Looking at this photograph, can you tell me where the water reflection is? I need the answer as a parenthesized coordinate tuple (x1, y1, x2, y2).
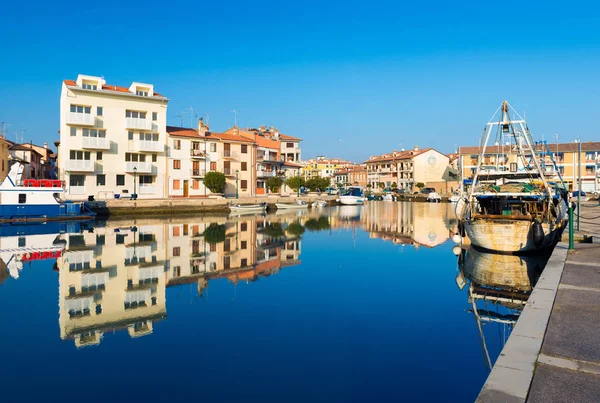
(0, 202, 459, 349)
(457, 247, 551, 371)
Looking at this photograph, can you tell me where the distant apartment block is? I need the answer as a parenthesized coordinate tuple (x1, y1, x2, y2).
(58, 74, 168, 200)
(301, 156, 351, 180)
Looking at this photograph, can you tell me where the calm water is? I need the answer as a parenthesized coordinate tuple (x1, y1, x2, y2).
(0, 202, 545, 402)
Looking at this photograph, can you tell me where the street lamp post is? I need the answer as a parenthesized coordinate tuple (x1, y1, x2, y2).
(577, 139, 581, 231)
(133, 166, 137, 200)
(236, 169, 239, 199)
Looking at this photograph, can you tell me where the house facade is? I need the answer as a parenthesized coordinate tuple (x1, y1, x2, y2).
(301, 156, 351, 180)
(58, 74, 168, 200)
(9, 144, 43, 179)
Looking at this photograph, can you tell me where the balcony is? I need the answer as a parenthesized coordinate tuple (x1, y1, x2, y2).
(125, 162, 153, 174)
(130, 140, 164, 153)
(65, 160, 95, 172)
(191, 169, 206, 177)
(222, 150, 237, 159)
(125, 118, 153, 131)
(82, 136, 110, 150)
(257, 170, 278, 178)
(223, 168, 235, 176)
(66, 112, 95, 126)
(190, 149, 206, 159)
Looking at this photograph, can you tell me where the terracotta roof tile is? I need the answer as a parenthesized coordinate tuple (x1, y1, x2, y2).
(364, 148, 433, 164)
(206, 132, 255, 144)
(166, 126, 200, 138)
(64, 79, 166, 98)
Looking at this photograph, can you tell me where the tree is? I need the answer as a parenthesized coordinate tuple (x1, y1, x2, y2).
(416, 182, 425, 190)
(203, 223, 226, 244)
(305, 217, 331, 231)
(378, 182, 385, 189)
(266, 176, 284, 193)
(263, 222, 285, 238)
(203, 171, 226, 194)
(306, 177, 329, 192)
(367, 184, 372, 189)
(391, 182, 398, 189)
(286, 176, 305, 192)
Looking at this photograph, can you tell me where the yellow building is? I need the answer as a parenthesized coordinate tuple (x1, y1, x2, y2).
(458, 142, 600, 193)
(301, 156, 351, 181)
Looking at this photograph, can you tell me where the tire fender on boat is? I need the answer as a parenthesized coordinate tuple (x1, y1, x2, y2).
(532, 221, 544, 248)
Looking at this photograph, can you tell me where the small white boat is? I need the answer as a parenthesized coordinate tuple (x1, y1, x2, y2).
(275, 200, 308, 209)
(228, 202, 267, 213)
(382, 194, 394, 202)
(311, 200, 328, 208)
(426, 192, 441, 203)
(339, 186, 365, 205)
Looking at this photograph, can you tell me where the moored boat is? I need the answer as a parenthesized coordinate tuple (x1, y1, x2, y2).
(311, 200, 328, 208)
(275, 200, 308, 209)
(228, 202, 267, 214)
(456, 101, 568, 254)
(338, 186, 365, 205)
(0, 164, 95, 222)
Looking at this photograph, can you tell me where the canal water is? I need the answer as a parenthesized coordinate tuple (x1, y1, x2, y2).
(0, 202, 547, 402)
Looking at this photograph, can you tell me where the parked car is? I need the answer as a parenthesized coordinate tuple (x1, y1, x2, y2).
(421, 187, 436, 195)
(427, 192, 442, 203)
(572, 191, 587, 198)
(325, 187, 339, 195)
(393, 188, 408, 194)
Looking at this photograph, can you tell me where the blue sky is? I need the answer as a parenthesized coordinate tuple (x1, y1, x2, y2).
(1, 0, 599, 161)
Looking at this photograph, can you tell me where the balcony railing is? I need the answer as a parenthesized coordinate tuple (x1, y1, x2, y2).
(257, 170, 277, 178)
(222, 150, 237, 159)
(82, 136, 110, 150)
(130, 140, 164, 153)
(191, 169, 206, 177)
(125, 118, 153, 131)
(190, 149, 206, 158)
(67, 112, 95, 126)
(124, 162, 153, 174)
(65, 160, 95, 172)
(223, 168, 234, 176)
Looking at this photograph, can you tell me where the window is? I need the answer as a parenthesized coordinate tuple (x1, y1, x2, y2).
(192, 180, 200, 190)
(241, 180, 247, 190)
(125, 153, 145, 162)
(69, 151, 91, 160)
(97, 106, 103, 116)
(96, 152, 102, 160)
(210, 161, 217, 170)
(152, 154, 157, 162)
(210, 243, 217, 252)
(128, 131, 134, 140)
(173, 139, 181, 150)
(136, 90, 149, 97)
(586, 166, 594, 174)
(96, 174, 105, 186)
(241, 241, 247, 250)
(70, 127, 77, 137)
(173, 226, 180, 236)
(241, 144, 248, 154)
(82, 83, 97, 90)
(241, 258, 248, 267)
(126, 110, 147, 119)
(152, 112, 157, 121)
(70, 105, 91, 114)
(173, 247, 181, 257)
(173, 160, 181, 170)
(116, 175, 125, 186)
(173, 180, 180, 190)
(139, 176, 153, 185)
(287, 142, 294, 148)
(69, 175, 85, 187)
(210, 143, 217, 152)
(241, 162, 247, 171)
(18, 194, 26, 204)
(82, 128, 106, 138)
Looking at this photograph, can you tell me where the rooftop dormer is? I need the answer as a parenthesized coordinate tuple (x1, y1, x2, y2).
(130, 82, 155, 97)
(76, 74, 105, 90)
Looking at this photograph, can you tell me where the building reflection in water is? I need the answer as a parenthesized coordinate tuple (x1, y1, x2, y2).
(0, 202, 461, 348)
(456, 247, 551, 371)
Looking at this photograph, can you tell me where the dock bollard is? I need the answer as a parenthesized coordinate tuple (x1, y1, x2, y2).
(568, 202, 574, 250)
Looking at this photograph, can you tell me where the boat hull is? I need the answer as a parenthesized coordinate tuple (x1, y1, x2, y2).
(464, 219, 565, 253)
(339, 196, 364, 205)
(0, 203, 94, 222)
(275, 203, 307, 209)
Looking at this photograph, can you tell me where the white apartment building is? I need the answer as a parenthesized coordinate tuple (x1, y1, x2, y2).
(59, 74, 168, 200)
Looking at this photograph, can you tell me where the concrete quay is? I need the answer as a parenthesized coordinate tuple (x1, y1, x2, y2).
(478, 201, 600, 402)
(102, 194, 338, 216)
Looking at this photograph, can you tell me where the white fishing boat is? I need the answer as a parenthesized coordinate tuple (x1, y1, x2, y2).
(456, 101, 568, 254)
(338, 186, 364, 205)
(275, 200, 308, 209)
(228, 202, 267, 214)
(449, 194, 461, 203)
(311, 200, 328, 208)
(0, 163, 95, 222)
(382, 193, 394, 202)
(426, 192, 441, 203)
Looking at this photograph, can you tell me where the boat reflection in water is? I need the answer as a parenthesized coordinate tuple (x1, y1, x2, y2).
(456, 246, 551, 371)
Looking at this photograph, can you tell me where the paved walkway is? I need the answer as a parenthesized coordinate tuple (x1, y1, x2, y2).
(527, 202, 600, 402)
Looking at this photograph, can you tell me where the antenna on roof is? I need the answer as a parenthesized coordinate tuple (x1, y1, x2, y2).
(15, 130, 25, 144)
(231, 110, 237, 126)
(0, 122, 10, 139)
(205, 113, 210, 126)
(176, 111, 187, 127)
(188, 106, 194, 128)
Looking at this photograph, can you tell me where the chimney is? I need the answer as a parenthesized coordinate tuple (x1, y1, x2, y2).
(259, 125, 266, 132)
(44, 142, 48, 149)
(414, 146, 419, 151)
(233, 125, 239, 136)
(197, 117, 209, 136)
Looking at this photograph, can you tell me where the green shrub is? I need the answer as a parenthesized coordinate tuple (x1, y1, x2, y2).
(203, 171, 226, 194)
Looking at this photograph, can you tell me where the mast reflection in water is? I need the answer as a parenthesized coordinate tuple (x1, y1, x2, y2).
(0, 202, 543, 402)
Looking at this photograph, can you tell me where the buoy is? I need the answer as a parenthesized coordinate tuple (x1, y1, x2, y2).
(533, 221, 544, 248)
(452, 246, 462, 256)
(452, 234, 462, 244)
